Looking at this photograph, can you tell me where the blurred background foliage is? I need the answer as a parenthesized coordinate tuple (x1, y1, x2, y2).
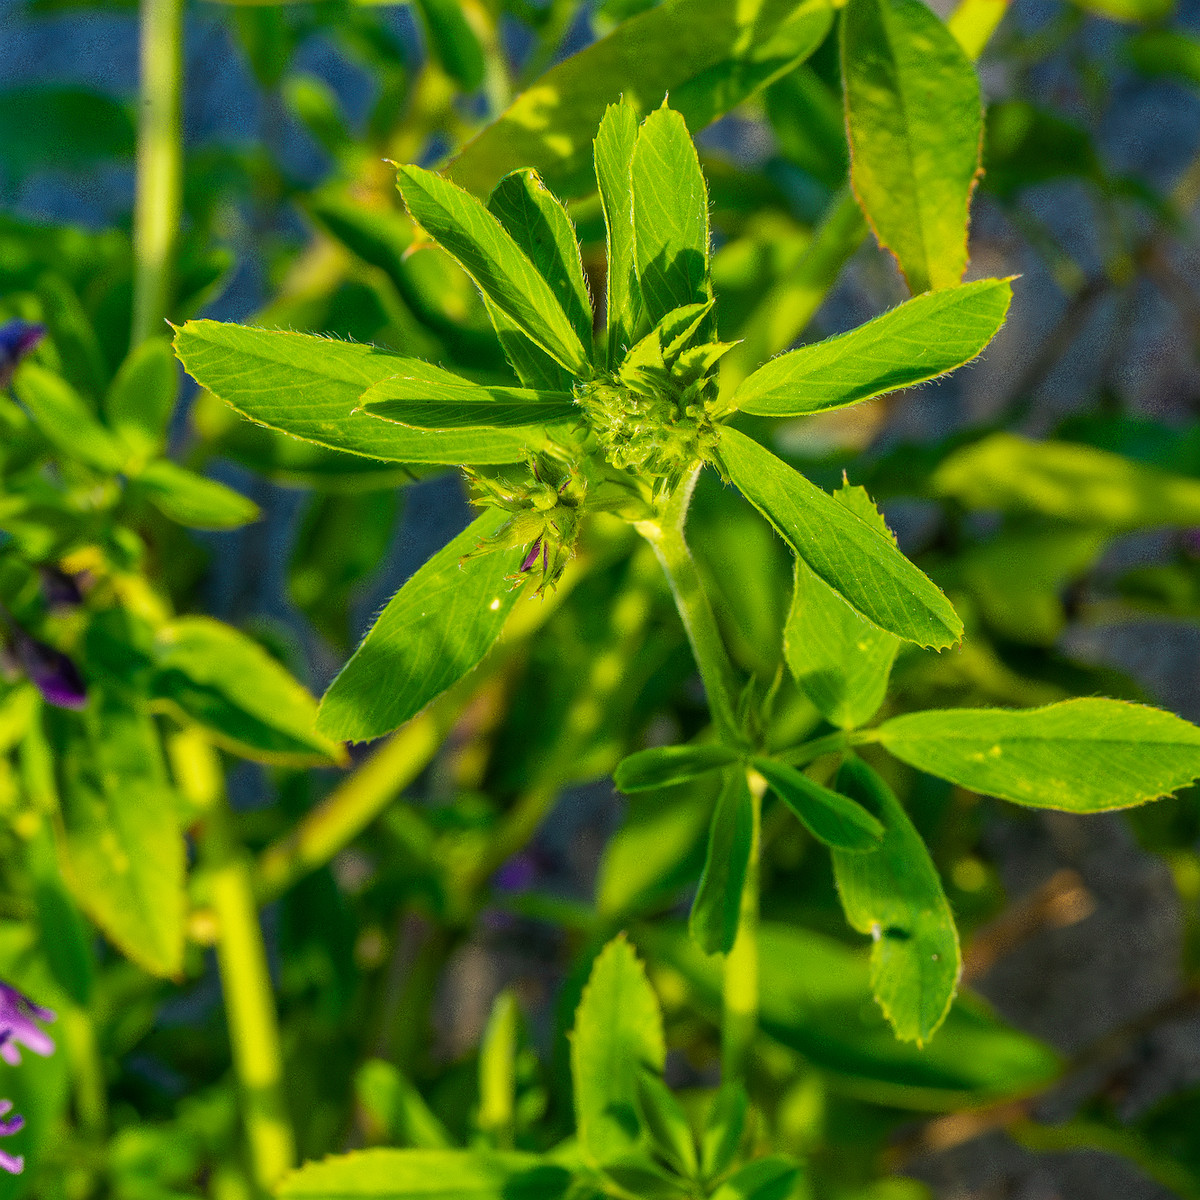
(3, 0, 1200, 1197)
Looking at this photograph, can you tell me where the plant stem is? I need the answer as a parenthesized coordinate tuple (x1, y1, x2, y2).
(722, 770, 764, 1083)
(177, 730, 295, 1192)
(637, 469, 744, 745)
(131, 0, 183, 349)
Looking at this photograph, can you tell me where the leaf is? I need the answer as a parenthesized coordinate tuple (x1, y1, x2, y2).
(478, 991, 519, 1144)
(0, 86, 134, 179)
(784, 486, 900, 730)
(396, 165, 590, 377)
(614, 743, 739, 792)
(358, 374, 577, 431)
(12, 362, 124, 472)
(730, 279, 1011, 416)
(930, 432, 1200, 531)
(55, 695, 186, 977)
(105, 336, 179, 458)
(701, 1085, 748, 1182)
(636, 1071, 699, 1178)
(752, 757, 883, 850)
(689, 768, 754, 955)
(173, 321, 544, 466)
(411, 0, 486, 90)
(640, 922, 1061, 1109)
(983, 102, 1100, 201)
(709, 1158, 800, 1200)
(841, 0, 983, 294)
(150, 617, 344, 766)
(446, 0, 833, 200)
(278, 1149, 571, 1200)
(317, 509, 523, 743)
(133, 459, 260, 530)
(1070, 0, 1173, 22)
(595, 102, 643, 368)
(487, 169, 594, 355)
(874, 698, 1200, 812)
(631, 105, 712, 326)
(831, 758, 960, 1044)
(718, 428, 962, 648)
(572, 935, 666, 1164)
(1126, 30, 1200, 88)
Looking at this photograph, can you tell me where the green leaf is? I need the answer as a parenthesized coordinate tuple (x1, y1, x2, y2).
(874, 698, 1200, 812)
(105, 336, 179, 459)
(709, 1157, 800, 1200)
(752, 756, 883, 851)
(55, 695, 186, 977)
(640, 922, 1061, 1109)
(477, 990, 519, 1145)
(1126, 30, 1200, 88)
(689, 768, 754, 955)
(150, 617, 345, 766)
(784, 485, 900, 730)
(636, 1071, 699, 1178)
(317, 509, 524, 743)
(841, 0, 983, 294)
(831, 758, 960, 1044)
(983, 102, 1100, 201)
(487, 169, 594, 355)
(411, 0, 486, 90)
(278, 1149, 571, 1200)
(930, 432, 1200, 531)
(446, 0, 833, 200)
(13, 362, 125, 472)
(631, 104, 712, 326)
(700, 1085, 748, 1182)
(396, 165, 590, 377)
(614, 743, 739, 792)
(359, 374, 577, 431)
(133, 459, 260, 530)
(1070, 0, 1173, 22)
(354, 1060, 453, 1150)
(718, 428, 962, 648)
(595, 102, 644, 368)
(0, 86, 134, 180)
(572, 935, 666, 1164)
(730, 280, 1011, 416)
(173, 321, 545, 466)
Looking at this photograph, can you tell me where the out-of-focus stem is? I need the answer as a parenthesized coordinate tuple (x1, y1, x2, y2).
(722, 771, 764, 1083)
(131, 0, 183, 349)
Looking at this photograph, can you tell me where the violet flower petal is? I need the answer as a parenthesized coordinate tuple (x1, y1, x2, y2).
(0, 982, 56, 1065)
(0, 319, 45, 391)
(10, 629, 87, 711)
(519, 537, 543, 573)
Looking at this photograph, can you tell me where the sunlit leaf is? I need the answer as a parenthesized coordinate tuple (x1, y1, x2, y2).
(841, 0, 983, 293)
(105, 336, 179, 458)
(752, 756, 883, 850)
(358, 373, 577, 431)
(875, 698, 1200, 811)
(718, 428, 962, 647)
(133, 459, 260, 530)
(13, 362, 124, 472)
(595, 102, 644, 367)
(831, 758, 960, 1044)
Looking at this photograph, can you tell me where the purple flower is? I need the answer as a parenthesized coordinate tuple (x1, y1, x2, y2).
(38, 567, 85, 612)
(519, 537, 543, 574)
(0, 1099, 24, 1174)
(10, 628, 87, 711)
(0, 320, 45, 390)
(0, 983, 55, 1066)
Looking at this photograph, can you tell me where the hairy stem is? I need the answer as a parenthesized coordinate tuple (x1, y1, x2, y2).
(131, 0, 183, 348)
(637, 469, 744, 745)
(722, 770, 764, 1083)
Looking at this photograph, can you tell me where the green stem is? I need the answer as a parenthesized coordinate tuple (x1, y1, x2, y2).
(637, 469, 744, 745)
(722, 771, 763, 1083)
(178, 730, 295, 1192)
(131, 0, 183, 348)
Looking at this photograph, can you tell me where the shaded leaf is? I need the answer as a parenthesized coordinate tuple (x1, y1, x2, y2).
(832, 758, 960, 1044)
(614, 743, 739, 792)
(689, 768, 754, 955)
(412, 0, 486, 90)
(595, 102, 644, 367)
(752, 756, 883, 850)
(359, 373, 577, 431)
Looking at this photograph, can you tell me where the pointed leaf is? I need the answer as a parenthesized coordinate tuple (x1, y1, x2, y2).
(278, 1149, 571, 1200)
(133, 459, 260, 530)
(595, 102, 643, 367)
(636, 1071, 699, 1178)
(719, 428, 962, 648)
(359, 374, 577, 431)
(710, 1158, 800, 1200)
(317, 510, 524, 743)
(731, 280, 1011, 416)
(572, 935, 665, 1164)
(784, 486, 900, 729)
(105, 335, 179, 457)
(631, 105, 711, 325)
(396, 165, 589, 376)
(411, 0, 486, 90)
(832, 757, 960, 1044)
(700, 1084, 748, 1182)
(13, 362, 124, 472)
(690, 768, 754, 955)
(150, 617, 345, 766)
(875, 698, 1200, 812)
(614, 743, 739, 792)
(842, 0, 983, 294)
(753, 756, 883, 850)
(173, 321, 544, 465)
(488, 168, 594, 354)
